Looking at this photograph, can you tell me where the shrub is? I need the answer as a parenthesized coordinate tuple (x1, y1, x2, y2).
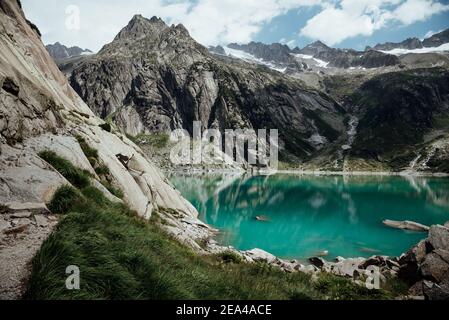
(99, 123, 112, 132)
(95, 165, 110, 176)
(75, 136, 98, 160)
(218, 250, 243, 264)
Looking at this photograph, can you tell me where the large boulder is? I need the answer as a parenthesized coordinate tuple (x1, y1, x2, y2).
(423, 279, 449, 300)
(420, 252, 449, 283)
(398, 241, 428, 284)
(308, 257, 325, 268)
(428, 225, 449, 251)
(244, 249, 278, 264)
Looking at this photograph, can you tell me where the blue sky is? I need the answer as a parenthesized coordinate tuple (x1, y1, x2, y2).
(22, 0, 449, 52)
(253, 1, 449, 50)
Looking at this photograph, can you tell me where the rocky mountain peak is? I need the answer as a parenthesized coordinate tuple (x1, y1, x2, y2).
(114, 14, 168, 42)
(173, 23, 190, 36)
(299, 40, 331, 55)
(423, 28, 449, 48)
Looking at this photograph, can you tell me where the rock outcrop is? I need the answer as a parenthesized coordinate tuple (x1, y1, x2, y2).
(396, 224, 449, 299)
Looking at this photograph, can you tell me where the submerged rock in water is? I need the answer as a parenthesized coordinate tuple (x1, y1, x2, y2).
(313, 250, 329, 257)
(254, 215, 270, 222)
(359, 247, 382, 254)
(383, 219, 430, 232)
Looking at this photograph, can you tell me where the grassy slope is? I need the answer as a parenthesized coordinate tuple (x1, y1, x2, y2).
(26, 151, 405, 300)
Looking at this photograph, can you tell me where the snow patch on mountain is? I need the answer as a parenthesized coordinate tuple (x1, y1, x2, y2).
(313, 58, 329, 68)
(223, 46, 287, 73)
(380, 43, 449, 56)
(291, 53, 329, 68)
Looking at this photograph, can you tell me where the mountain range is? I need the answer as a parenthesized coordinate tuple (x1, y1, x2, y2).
(45, 14, 449, 173)
(45, 42, 92, 60)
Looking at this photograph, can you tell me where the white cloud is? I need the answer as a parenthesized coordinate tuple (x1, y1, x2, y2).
(21, 0, 325, 51)
(392, 0, 449, 25)
(20, 0, 449, 51)
(162, 0, 325, 45)
(300, 0, 449, 46)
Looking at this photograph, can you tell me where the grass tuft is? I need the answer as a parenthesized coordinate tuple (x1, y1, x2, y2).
(75, 136, 98, 161)
(39, 150, 91, 189)
(48, 186, 84, 214)
(217, 250, 243, 264)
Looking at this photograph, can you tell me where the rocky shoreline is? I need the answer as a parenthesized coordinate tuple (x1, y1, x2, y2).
(156, 206, 449, 300)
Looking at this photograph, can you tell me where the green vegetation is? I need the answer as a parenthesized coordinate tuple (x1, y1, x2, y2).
(75, 136, 123, 199)
(434, 115, 449, 130)
(127, 133, 169, 150)
(76, 136, 98, 164)
(48, 186, 84, 214)
(99, 123, 112, 132)
(104, 111, 117, 124)
(39, 150, 91, 189)
(26, 154, 405, 300)
(217, 250, 244, 264)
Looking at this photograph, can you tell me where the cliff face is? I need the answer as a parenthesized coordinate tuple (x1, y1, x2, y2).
(69, 15, 346, 161)
(348, 68, 449, 172)
(0, 0, 196, 219)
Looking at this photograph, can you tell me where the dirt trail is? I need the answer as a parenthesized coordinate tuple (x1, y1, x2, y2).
(0, 204, 58, 299)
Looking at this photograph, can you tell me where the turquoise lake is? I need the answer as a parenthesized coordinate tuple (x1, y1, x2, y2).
(170, 173, 449, 261)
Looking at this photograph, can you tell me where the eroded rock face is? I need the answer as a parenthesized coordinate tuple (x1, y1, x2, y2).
(0, 0, 197, 219)
(0, 0, 203, 299)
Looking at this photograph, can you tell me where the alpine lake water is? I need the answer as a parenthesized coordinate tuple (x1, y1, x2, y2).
(169, 173, 449, 261)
